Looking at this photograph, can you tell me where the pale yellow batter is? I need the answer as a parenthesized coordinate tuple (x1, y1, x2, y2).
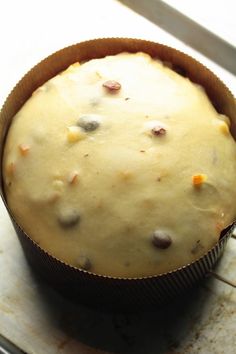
(3, 52, 236, 277)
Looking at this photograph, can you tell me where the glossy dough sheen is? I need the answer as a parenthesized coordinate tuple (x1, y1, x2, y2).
(3, 53, 236, 277)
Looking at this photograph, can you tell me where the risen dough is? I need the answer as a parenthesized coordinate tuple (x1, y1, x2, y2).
(3, 52, 236, 277)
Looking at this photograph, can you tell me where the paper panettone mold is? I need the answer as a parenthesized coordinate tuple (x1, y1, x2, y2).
(0, 38, 236, 310)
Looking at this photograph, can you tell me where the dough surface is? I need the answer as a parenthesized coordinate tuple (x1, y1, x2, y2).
(3, 52, 236, 277)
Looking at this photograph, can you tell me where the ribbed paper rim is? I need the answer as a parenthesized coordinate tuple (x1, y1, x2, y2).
(0, 37, 236, 283)
(8, 205, 236, 281)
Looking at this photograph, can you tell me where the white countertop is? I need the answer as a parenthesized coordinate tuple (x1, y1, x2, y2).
(0, 1, 235, 353)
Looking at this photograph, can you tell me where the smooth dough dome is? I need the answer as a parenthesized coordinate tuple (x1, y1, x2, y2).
(3, 52, 236, 277)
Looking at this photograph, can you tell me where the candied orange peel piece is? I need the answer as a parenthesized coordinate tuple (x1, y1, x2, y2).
(68, 171, 79, 185)
(216, 221, 224, 233)
(67, 126, 86, 143)
(218, 121, 229, 135)
(19, 144, 30, 156)
(192, 174, 207, 186)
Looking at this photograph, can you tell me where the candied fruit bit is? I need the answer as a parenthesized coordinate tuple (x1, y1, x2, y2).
(19, 144, 30, 156)
(68, 171, 79, 185)
(216, 221, 224, 233)
(152, 126, 166, 136)
(67, 126, 86, 143)
(144, 120, 167, 138)
(192, 174, 207, 186)
(152, 230, 172, 249)
(103, 80, 121, 91)
(218, 121, 229, 135)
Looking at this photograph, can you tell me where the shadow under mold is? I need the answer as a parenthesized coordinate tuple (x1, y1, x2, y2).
(30, 266, 215, 354)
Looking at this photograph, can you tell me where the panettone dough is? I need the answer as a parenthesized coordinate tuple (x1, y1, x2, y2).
(3, 52, 236, 277)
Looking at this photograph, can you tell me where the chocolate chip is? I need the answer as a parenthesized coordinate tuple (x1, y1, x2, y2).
(103, 80, 121, 91)
(58, 209, 80, 228)
(76, 255, 91, 271)
(152, 230, 172, 249)
(77, 115, 100, 131)
(152, 126, 166, 136)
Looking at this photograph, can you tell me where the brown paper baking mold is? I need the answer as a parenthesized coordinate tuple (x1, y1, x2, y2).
(1, 38, 236, 310)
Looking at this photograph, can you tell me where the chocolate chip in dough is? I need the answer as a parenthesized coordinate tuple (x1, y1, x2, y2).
(103, 80, 121, 91)
(58, 209, 80, 228)
(77, 115, 100, 132)
(76, 255, 92, 271)
(152, 230, 172, 249)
